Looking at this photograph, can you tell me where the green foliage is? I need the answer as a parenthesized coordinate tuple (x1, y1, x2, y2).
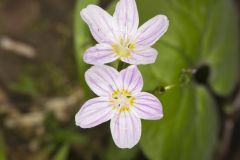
(44, 113, 87, 159)
(10, 74, 39, 97)
(138, 0, 238, 95)
(9, 64, 73, 98)
(44, 113, 87, 145)
(137, 0, 238, 159)
(53, 144, 70, 160)
(0, 132, 6, 160)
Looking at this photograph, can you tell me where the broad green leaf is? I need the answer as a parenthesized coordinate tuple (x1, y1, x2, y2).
(141, 85, 218, 160)
(137, 0, 238, 160)
(74, 0, 99, 99)
(203, 0, 239, 95)
(138, 0, 238, 95)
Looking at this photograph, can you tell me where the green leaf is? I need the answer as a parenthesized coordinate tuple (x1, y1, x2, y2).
(52, 144, 70, 160)
(74, 0, 99, 99)
(203, 0, 239, 95)
(0, 132, 6, 160)
(103, 141, 139, 160)
(137, 0, 238, 159)
(141, 85, 219, 160)
(138, 0, 239, 95)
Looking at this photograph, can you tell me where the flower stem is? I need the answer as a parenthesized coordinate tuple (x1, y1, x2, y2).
(151, 84, 178, 96)
(152, 68, 196, 96)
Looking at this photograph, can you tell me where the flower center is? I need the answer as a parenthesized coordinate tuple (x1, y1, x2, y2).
(111, 89, 134, 112)
(112, 38, 135, 58)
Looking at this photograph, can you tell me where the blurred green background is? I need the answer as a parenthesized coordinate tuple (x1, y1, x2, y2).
(0, 0, 239, 160)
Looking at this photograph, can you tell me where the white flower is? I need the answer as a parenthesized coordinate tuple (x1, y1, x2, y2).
(75, 65, 163, 148)
(81, 0, 169, 65)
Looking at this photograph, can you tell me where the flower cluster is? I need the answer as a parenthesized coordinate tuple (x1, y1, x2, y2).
(75, 0, 169, 149)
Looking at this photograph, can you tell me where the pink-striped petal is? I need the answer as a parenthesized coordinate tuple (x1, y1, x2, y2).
(84, 43, 119, 65)
(121, 47, 158, 65)
(80, 5, 115, 44)
(110, 111, 141, 148)
(113, 0, 139, 37)
(85, 65, 121, 96)
(136, 15, 169, 46)
(75, 97, 113, 128)
(120, 65, 143, 94)
(132, 92, 163, 120)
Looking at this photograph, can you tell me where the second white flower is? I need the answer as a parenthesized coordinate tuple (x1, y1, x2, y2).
(81, 0, 169, 65)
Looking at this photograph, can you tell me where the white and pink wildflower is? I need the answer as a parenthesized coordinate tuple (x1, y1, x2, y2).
(80, 0, 169, 65)
(75, 65, 163, 148)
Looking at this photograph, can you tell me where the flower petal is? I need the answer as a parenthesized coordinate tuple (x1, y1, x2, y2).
(85, 65, 121, 96)
(80, 5, 115, 44)
(110, 111, 141, 149)
(120, 65, 143, 94)
(113, 0, 139, 37)
(136, 15, 169, 46)
(121, 47, 158, 65)
(132, 92, 163, 120)
(75, 97, 113, 128)
(84, 43, 119, 65)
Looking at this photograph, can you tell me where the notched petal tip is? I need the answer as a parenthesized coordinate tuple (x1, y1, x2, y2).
(79, 7, 85, 16)
(79, 4, 115, 44)
(79, 6, 89, 19)
(80, 5, 102, 23)
(113, 0, 139, 37)
(156, 14, 169, 34)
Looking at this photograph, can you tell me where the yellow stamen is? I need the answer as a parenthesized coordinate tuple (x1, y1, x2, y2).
(128, 43, 136, 50)
(112, 44, 131, 57)
(119, 106, 130, 113)
(111, 89, 135, 113)
(112, 37, 136, 58)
